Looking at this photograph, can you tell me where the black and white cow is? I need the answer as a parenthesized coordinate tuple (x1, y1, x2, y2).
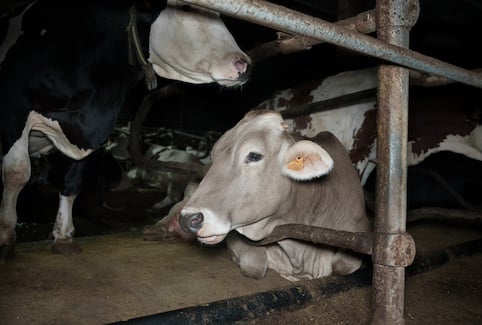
(258, 67, 482, 186)
(126, 144, 209, 211)
(0, 0, 251, 260)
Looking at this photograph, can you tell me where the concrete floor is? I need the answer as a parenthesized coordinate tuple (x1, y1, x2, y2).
(1, 219, 481, 325)
(0, 232, 291, 324)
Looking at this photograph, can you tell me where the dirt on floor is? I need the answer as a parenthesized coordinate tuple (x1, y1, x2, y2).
(1, 185, 481, 324)
(1, 218, 481, 325)
(240, 254, 482, 325)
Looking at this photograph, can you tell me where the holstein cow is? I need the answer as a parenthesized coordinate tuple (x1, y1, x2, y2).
(258, 67, 482, 186)
(179, 110, 371, 281)
(126, 144, 207, 211)
(0, 0, 251, 260)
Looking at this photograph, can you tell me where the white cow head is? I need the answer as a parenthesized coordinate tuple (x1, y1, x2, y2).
(149, 0, 252, 87)
(179, 110, 334, 244)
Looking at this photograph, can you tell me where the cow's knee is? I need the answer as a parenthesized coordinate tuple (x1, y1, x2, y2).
(332, 249, 363, 275)
(0, 146, 31, 261)
(3, 137, 31, 186)
(227, 234, 268, 279)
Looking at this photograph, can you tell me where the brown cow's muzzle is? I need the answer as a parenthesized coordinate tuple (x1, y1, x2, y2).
(179, 212, 204, 234)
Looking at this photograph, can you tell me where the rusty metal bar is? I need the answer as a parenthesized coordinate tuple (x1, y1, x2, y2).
(244, 224, 416, 268)
(128, 83, 208, 177)
(407, 207, 482, 225)
(180, 0, 482, 88)
(372, 0, 412, 324)
(247, 9, 377, 61)
(409, 68, 482, 87)
(249, 224, 374, 255)
(278, 88, 377, 119)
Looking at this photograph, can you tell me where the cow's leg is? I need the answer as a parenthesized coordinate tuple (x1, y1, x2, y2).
(150, 180, 184, 211)
(0, 137, 31, 261)
(51, 159, 86, 254)
(276, 240, 336, 280)
(150, 196, 175, 211)
(226, 233, 268, 279)
(331, 249, 363, 275)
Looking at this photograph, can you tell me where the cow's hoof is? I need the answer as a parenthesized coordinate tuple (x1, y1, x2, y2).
(51, 239, 82, 255)
(142, 224, 180, 242)
(0, 244, 15, 263)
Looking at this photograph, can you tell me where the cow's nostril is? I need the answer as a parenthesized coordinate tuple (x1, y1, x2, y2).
(180, 212, 204, 234)
(234, 58, 248, 73)
(235, 58, 252, 80)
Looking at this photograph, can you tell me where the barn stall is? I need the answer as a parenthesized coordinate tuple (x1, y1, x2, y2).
(1, 0, 482, 324)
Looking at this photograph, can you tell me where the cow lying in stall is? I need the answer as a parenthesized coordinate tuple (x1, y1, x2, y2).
(0, 0, 251, 261)
(159, 67, 481, 280)
(102, 126, 209, 241)
(179, 110, 371, 281)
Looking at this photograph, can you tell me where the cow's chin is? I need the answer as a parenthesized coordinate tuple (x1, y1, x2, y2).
(151, 63, 246, 88)
(197, 234, 226, 245)
(215, 77, 248, 88)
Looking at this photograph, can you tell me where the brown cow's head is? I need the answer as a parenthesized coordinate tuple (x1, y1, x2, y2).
(179, 110, 334, 244)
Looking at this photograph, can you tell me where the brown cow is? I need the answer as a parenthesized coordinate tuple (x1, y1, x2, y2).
(179, 110, 370, 281)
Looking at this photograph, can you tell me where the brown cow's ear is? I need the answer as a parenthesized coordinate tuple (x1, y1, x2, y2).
(281, 140, 334, 181)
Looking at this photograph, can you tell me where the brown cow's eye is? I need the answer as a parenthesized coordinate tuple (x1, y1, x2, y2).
(182, 5, 191, 12)
(245, 152, 263, 163)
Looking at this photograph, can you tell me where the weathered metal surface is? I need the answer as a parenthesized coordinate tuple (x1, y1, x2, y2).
(373, 233, 416, 267)
(372, 265, 406, 325)
(244, 224, 415, 269)
(372, 0, 412, 324)
(246, 224, 374, 255)
(247, 9, 377, 61)
(180, 0, 482, 88)
(410, 68, 482, 87)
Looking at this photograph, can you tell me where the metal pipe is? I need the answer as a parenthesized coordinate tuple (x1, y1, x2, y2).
(243, 224, 415, 269)
(247, 9, 377, 61)
(128, 83, 208, 177)
(372, 0, 412, 324)
(180, 0, 482, 88)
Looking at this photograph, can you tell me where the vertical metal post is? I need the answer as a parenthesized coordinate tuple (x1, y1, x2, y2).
(372, 0, 414, 324)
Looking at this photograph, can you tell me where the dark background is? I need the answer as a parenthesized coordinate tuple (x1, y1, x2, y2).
(2, 0, 481, 133)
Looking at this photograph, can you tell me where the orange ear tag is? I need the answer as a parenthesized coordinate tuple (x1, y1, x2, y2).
(287, 155, 304, 171)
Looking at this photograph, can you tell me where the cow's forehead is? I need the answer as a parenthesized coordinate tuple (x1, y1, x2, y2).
(242, 110, 284, 125)
(233, 111, 286, 138)
(212, 111, 290, 156)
